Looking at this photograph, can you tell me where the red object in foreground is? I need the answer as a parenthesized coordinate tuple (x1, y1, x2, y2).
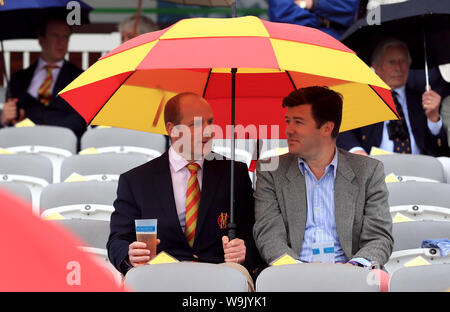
(0, 189, 125, 292)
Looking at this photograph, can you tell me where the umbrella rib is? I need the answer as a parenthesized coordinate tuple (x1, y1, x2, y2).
(202, 68, 213, 98)
(285, 70, 297, 90)
(88, 70, 135, 125)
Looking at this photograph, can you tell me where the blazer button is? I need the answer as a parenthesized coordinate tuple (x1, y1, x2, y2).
(437, 138, 442, 147)
(193, 254, 199, 262)
(362, 135, 366, 141)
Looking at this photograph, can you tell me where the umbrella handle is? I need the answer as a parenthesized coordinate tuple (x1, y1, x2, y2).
(227, 222, 237, 240)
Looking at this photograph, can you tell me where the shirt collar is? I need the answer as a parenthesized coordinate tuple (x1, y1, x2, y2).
(393, 85, 406, 102)
(298, 146, 338, 178)
(168, 146, 203, 172)
(37, 57, 64, 71)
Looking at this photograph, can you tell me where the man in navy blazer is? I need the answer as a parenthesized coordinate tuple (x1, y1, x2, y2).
(0, 18, 86, 138)
(337, 38, 450, 157)
(107, 93, 261, 283)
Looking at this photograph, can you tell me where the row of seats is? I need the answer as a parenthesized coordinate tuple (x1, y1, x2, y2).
(124, 261, 450, 292)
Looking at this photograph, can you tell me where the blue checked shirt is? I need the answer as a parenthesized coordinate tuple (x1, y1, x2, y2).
(298, 148, 371, 267)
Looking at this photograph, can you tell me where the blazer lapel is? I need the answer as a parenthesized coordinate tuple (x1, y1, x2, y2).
(194, 155, 222, 243)
(334, 150, 358, 258)
(282, 155, 307, 255)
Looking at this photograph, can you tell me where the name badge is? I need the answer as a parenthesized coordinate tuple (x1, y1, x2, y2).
(312, 241, 335, 263)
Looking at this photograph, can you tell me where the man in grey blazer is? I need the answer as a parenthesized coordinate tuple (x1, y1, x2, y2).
(253, 86, 393, 269)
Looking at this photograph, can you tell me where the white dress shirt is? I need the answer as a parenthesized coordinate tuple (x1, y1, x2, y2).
(27, 57, 64, 100)
(168, 146, 204, 232)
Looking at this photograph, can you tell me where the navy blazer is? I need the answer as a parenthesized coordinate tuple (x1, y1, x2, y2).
(107, 152, 262, 275)
(6, 60, 86, 138)
(337, 88, 450, 157)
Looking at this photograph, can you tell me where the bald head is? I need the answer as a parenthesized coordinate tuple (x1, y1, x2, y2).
(164, 92, 215, 161)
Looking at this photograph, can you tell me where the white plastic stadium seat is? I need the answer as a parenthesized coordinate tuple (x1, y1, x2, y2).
(259, 139, 289, 160)
(0, 182, 32, 208)
(370, 154, 445, 183)
(384, 248, 450, 276)
(125, 262, 249, 292)
(256, 263, 379, 292)
(60, 154, 148, 182)
(0, 126, 77, 183)
(392, 221, 450, 252)
(40, 181, 118, 221)
(80, 127, 167, 159)
(389, 264, 450, 292)
(388, 182, 450, 221)
(0, 154, 52, 214)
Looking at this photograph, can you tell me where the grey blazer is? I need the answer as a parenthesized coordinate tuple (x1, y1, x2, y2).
(253, 148, 393, 266)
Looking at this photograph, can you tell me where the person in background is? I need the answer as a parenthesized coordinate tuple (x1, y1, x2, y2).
(253, 86, 393, 269)
(337, 38, 450, 156)
(0, 18, 86, 138)
(267, 0, 359, 39)
(118, 14, 159, 43)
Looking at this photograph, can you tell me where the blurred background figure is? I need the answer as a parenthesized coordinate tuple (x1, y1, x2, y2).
(118, 14, 159, 43)
(267, 0, 359, 39)
(0, 18, 86, 138)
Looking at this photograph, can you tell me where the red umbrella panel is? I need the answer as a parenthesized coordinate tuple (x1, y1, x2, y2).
(0, 189, 126, 292)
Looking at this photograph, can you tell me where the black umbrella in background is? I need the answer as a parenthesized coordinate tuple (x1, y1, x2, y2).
(341, 0, 450, 91)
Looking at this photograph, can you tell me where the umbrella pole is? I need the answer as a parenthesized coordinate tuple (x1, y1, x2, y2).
(228, 67, 237, 240)
(423, 32, 430, 92)
(232, 1, 237, 17)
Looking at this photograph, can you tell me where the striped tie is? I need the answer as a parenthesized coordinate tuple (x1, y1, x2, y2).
(38, 65, 55, 106)
(185, 163, 201, 248)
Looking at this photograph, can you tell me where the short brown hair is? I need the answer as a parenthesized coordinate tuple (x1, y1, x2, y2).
(164, 92, 200, 125)
(282, 86, 343, 138)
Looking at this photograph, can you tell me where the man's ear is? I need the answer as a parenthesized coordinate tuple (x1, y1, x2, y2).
(166, 122, 174, 137)
(321, 121, 334, 137)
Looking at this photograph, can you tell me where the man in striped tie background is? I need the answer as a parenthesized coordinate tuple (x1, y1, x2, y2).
(108, 92, 262, 290)
(0, 18, 86, 138)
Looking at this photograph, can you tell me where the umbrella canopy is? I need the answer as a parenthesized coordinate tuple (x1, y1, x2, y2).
(341, 0, 450, 69)
(59, 16, 397, 140)
(0, 0, 92, 40)
(0, 188, 125, 291)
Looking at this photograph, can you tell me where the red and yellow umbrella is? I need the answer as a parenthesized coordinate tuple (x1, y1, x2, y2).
(59, 15, 397, 139)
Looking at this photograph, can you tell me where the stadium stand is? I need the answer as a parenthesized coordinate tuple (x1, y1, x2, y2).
(125, 262, 249, 292)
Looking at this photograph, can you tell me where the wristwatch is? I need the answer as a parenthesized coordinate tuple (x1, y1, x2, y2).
(297, 0, 307, 9)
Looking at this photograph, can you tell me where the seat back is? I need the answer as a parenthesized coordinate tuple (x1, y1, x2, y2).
(0, 154, 53, 213)
(259, 139, 289, 160)
(49, 219, 110, 250)
(81, 127, 167, 156)
(371, 154, 445, 182)
(60, 154, 148, 182)
(40, 181, 117, 220)
(256, 263, 379, 292)
(389, 264, 450, 292)
(0, 126, 77, 154)
(388, 182, 450, 208)
(392, 221, 450, 252)
(0, 182, 32, 206)
(125, 262, 248, 292)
